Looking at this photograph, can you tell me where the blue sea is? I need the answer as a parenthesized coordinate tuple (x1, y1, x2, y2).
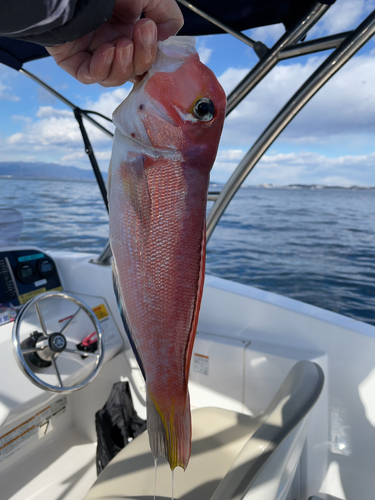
(1, 178, 375, 326)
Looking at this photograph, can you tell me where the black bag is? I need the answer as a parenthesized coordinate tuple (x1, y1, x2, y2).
(95, 381, 147, 475)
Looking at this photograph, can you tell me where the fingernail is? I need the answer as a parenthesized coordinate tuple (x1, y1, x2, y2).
(120, 44, 133, 71)
(105, 47, 115, 65)
(140, 20, 157, 45)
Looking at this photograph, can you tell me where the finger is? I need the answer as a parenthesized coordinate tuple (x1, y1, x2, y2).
(47, 41, 116, 85)
(88, 44, 116, 81)
(112, 0, 183, 40)
(132, 18, 158, 79)
(142, 0, 184, 40)
(99, 39, 135, 87)
(47, 46, 93, 84)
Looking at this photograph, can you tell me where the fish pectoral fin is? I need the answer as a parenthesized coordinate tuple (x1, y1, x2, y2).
(120, 155, 151, 231)
(112, 260, 146, 379)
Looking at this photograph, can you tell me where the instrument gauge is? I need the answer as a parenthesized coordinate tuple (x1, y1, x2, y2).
(16, 263, 37, 285)
(37, 257, 56, 279)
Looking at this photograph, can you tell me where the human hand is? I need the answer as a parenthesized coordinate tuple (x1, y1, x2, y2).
(46, 0, 184, 87)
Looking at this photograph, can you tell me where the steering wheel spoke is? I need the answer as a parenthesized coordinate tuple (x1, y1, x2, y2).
(12, 291, 104, 393)
(21, 347, 43, 354)
(59, 307, 82, 335)
(51, 355, 63, 388)
(65, 348, 98, 358)
(35, 301, 48, 336)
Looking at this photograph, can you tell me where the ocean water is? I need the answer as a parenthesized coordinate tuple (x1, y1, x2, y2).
(1, 178, 375, 326)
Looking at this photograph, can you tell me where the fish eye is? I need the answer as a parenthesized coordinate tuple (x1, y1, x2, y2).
(193, 98, 215, 122)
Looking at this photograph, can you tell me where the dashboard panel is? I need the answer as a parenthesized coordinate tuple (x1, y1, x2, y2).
(0, 247, 62, 319)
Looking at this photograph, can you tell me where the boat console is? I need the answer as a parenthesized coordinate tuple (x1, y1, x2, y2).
(0, 247, 126, 498)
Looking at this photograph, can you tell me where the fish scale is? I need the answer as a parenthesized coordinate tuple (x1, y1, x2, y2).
(108, 36, 226, 470)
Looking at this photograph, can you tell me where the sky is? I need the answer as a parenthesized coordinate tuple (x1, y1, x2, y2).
(1, 0, 375, 186)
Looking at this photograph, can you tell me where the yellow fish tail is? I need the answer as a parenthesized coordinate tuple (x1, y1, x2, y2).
(147, 389, 191, 471)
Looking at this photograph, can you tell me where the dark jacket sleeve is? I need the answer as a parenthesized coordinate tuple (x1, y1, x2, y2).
(0, 0, 116, 46)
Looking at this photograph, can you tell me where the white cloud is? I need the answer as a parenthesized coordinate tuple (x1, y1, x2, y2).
(8, 132, 23, 144)
(82, 86, 132, 135)
(219, 67, 250, 95)
(89, 150, 111, 160)
(247, 0, 373, 45)
(211, 150, 375, 186)
(197, 41, 213, 65)
(218, 50, 375, 149)
(250, 24, 285, 45)
(256, 151, 375, 186)
(310, 0, 375, 37)
(1, 101, 113, 171)
(216, 149, 245, 161)
(85, 87, 131, 118)
(0, 66, 21, 101)
(0, 80, 20, 102)
(248, 0, 374, 43)
(8, 112, 80, 147)
(10, 115, 32, 123)
(212, 149, 246, 178)
(218, 57, 321, 147)
(60, 151, 86, 162)
(0, 85, 135, 172)
(36, 106, 71, 119)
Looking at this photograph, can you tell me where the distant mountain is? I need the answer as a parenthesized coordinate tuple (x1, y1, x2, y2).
(0, 162, 107, 181)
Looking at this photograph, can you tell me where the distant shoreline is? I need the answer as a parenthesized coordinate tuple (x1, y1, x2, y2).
(0, 161, 107, 183)
(244, 184, 375, 190)
(0, 176, 98, 183)
(1, 176, 373, 189)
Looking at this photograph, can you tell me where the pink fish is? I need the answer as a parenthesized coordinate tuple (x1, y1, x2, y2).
(108, 36, 226, 470)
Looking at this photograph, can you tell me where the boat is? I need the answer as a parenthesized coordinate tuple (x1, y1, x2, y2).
(0, 1, 375, 499)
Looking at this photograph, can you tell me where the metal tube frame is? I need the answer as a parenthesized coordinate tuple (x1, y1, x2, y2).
(97, 2, 366, 264)
(19, 68, 114, 139)
(226, 2, 330, 116)
(177, 0, 268, 58)
(278, 31, 353, 59)
(73, 108, 109, 212)
(20, 68, 112, 214)
(17, 3, 374, 264)
(206, 8, 375, 240)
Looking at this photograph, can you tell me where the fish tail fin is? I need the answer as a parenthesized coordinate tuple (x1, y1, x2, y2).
(147, 389, 191, 471)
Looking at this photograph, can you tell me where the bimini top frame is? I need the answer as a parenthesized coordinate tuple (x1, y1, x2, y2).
(205, 5, 375, 241)
(96, 1, 375, 266)
(1, 1, 375, 265)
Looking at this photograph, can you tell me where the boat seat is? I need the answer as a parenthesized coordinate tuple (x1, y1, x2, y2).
(84, 360, 324, 500)
(308, 496, 344, 500)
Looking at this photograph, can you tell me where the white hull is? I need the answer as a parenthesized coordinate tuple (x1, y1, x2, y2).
(0, 249, 373, 499)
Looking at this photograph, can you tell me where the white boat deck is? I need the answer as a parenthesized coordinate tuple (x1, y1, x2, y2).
(3, 429, 96, 500)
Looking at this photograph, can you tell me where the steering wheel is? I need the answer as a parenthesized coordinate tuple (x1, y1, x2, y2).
(12, 291, 104, 393)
